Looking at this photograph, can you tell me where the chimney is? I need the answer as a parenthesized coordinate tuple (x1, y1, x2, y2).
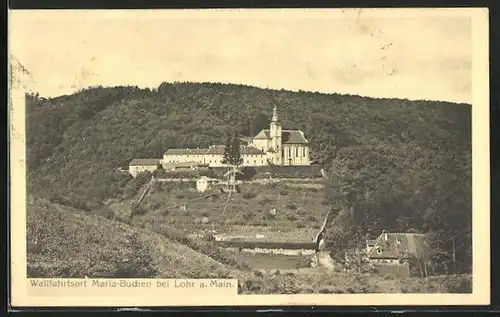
(382, 229, 388, 241)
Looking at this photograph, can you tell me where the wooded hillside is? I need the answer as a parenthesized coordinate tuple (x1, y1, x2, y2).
(25, 82, 472, 275)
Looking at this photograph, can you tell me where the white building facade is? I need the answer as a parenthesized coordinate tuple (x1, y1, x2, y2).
(129, 158, 161, 177)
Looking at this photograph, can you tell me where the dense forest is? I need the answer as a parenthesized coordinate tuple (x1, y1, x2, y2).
(25, 82, 472, 275)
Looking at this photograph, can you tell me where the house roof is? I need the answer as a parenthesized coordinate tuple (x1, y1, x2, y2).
(367, 232, 430, 261)
(164, 148, 209, 156)
(206, 145, 266, 155)
(253, 129, 308, 144)
(162, 161, 206, 168)
(129, 158, 161, 166)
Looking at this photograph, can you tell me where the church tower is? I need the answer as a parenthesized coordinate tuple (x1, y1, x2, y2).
(269, 105, 282, 165)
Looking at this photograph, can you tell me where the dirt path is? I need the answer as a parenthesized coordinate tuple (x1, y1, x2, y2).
(317, 251, 335, 269)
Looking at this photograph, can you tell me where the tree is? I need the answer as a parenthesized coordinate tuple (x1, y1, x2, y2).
(222, 133, 233, 166)
(221, 133, 243, 193)
(229, 133, 243, 167)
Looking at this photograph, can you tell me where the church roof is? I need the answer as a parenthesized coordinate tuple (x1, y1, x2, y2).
(253, 129, 308, 144)
(283, 130, 308, 144)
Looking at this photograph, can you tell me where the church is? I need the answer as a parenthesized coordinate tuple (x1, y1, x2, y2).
(248, 105, 310, 166)
(129, 106, 310, 177)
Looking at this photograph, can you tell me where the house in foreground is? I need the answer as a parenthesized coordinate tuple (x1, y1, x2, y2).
(366, 231, 431, 277)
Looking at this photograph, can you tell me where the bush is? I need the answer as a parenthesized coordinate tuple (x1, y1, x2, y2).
(242, 190, 257, 199)
(306, 215, 317, 222)
(243, 211, 255, 221)
(175, 192, 186, 199)
(286, 202, 298, 210)
(286, 214, 298, 221)
(258, 196, 273, 205)
(264, 213, 276, 220)
(237, 167, 258, 180)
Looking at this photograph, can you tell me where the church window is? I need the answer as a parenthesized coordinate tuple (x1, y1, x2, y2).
(303, 148, 306, 158)
(296, 148, 298, 157)
(288, 148, 291, 157)
(282, 149, 285, 158)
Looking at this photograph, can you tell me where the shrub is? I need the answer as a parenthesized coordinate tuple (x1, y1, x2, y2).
(306, 215, 317, 222)
(242, 190, 257, 199)
(113, 204, 134, 221)
(437, 274, 472, 293)
(243, 211, 255, 221)
(286, 214, 298, 221)
(264, 213, 276, 220)
(237, 167, 258, 180)
(258, 196, 273, 205)
(286, 202, 298, 210)
(175, 192, 185, 199)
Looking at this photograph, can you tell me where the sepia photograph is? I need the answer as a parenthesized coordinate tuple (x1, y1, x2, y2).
(9, 8, 490, 307)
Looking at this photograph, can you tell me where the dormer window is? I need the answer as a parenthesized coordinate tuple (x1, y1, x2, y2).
(377, 248, 383, 254)
(396, 238, 401, 244)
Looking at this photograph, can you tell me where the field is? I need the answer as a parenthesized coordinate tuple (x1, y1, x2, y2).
(130, 181, 330, 236)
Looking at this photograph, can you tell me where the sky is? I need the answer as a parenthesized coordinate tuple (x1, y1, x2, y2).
(9, 9, 473, 103)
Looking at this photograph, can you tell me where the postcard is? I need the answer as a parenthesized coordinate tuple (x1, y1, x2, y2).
(9, 7, 490, 307)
